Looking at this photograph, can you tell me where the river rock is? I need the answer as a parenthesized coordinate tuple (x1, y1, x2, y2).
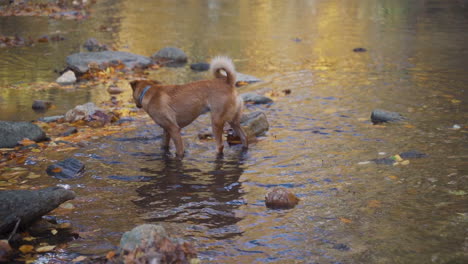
(83, 38, 108, 52)
(0, 187, 75, 235)
(370, 109, 405, 124)
(265, 187, 299, 209)
(119, 224, 198, 263)
(59, 127, 78, 137)
(46, 158, 85, 179)
(399, 150, 427, 159)
(226, 111, 269, 144)
(32, 100, 52, 111)
(64, 102, 109, 124)
(107, 84, 124, 94)
(241, 92, 273, 104)
(0, 121, 47, 148)
(56, 70, 77, 85)
(66, 51, 153, 74)
(241, 111, 269, 138)
(38, 115, 64, 123)
(190, 62, 210, 71)
(152, 47, 188, 66)
(236, 72, 262, 85)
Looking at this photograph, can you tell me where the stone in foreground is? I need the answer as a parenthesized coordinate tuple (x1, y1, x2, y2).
(0, 121, 47, 148)
(0, 187, 75, 235)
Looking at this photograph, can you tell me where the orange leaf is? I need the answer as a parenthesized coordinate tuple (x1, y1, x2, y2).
(18, 138, 36, 146)
(106, 251, 116, 260)
(367, 200, 382, 208)
(19, 244, 34, 254)
(339, 217, 352, 224)
(51, 167, 62, 173)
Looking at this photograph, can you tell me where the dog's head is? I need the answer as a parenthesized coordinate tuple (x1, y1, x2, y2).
(129, 80, 143, 108)
(129, 80, 161, 108)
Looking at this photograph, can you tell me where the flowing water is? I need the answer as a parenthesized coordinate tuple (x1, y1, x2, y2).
(1, 0, 467, 263)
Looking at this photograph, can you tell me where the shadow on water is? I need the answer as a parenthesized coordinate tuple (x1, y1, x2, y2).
(134, 152, 247, 235)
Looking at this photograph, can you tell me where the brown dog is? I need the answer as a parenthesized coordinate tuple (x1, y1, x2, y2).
(130, 56, 248, 158)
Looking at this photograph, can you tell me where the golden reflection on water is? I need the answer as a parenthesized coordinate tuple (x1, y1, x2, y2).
(0, 0, 467, 263)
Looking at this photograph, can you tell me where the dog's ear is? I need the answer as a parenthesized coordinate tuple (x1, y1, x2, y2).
(129, 80, 139, 91)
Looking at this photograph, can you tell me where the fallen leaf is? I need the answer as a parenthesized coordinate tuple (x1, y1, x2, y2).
(59, 202, 74, 209)
(18, 138, 36, 146)
(449, 190, 466, 196)
(387, 175, 398, 181)
(36, 245, 55, 253)
(368, 200, 382, 208)
(26, 172, 41, 179)
(57, 222, 71, 229)
(19, 244, 34, 254)
(72, 256, 87, 262)
(51, 167, 62, 173)
(106, 251, 115, 260)
(51, 229, 58, 235)
(392, 155, 403, 162)
(400, 160, 410, 165)
(339, 217, 352, 224)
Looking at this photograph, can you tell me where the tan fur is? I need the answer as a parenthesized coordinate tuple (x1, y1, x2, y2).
(130, 57, 248, 158)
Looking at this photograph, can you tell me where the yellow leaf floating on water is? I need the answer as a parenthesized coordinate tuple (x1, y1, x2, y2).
(388, 175, 399, 181)
(19, 244, 34, 254)
(18, 138, 36, 146)
(368, 200, 382, 208)
(339, 217, 352, 224)
(72, 256, 87, 262)
(36, 245, 55, 253)
(26, 172, 41, 179)
(392, 155, 403, 162)
(451, 99, 461, 104)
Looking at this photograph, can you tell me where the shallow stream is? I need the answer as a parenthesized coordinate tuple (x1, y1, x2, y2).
(1, 0, 467, 263)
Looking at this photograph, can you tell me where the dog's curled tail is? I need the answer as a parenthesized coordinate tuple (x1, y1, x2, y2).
(210, 56, 236, 87)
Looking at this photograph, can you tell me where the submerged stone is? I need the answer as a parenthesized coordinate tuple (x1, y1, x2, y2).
(190, 62, 210, 71)
(241, 92, 273, 104)
(46, 158, 85, 179)
(370, 109, 405, 124)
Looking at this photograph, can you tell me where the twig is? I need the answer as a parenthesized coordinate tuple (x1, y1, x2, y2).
(7, 218, 21, 241)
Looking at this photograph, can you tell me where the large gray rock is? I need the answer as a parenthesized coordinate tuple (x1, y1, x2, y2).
(66, 51, 153, 74)
(151, 47, 188, 65)
(0, 121, 47, 148)
(0, 187, 75, 234)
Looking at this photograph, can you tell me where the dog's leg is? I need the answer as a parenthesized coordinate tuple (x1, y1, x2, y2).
(211, 120, 225, 154)
(162, 129, 170, 151)
(167, 124, 184, 158)
(229, 121, 248, 148)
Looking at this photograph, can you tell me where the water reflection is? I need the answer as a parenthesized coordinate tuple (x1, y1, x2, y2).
(134, 153, 247, 235)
